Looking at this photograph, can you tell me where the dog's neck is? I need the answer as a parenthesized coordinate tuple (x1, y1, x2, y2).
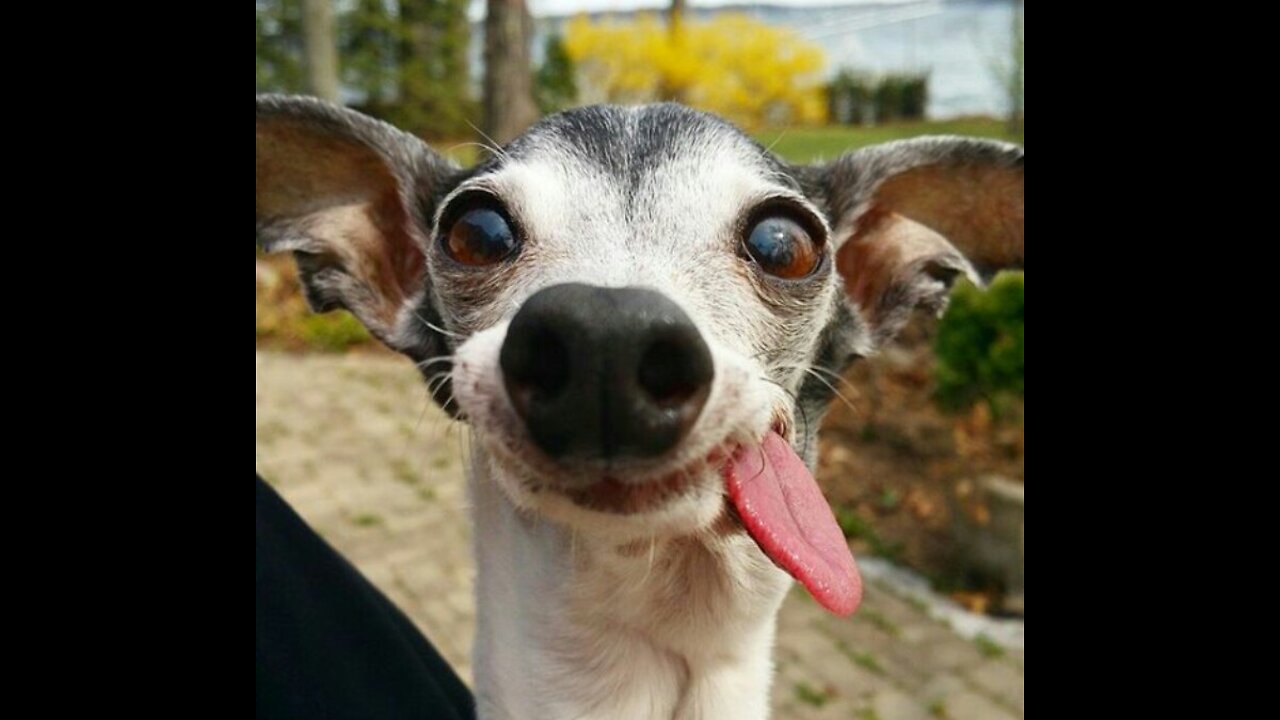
(468, 447, 792, 720)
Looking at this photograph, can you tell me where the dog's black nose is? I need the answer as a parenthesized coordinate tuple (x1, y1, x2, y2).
(500, 283, 714, 461)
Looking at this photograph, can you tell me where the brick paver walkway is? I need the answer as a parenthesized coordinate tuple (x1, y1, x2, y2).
(256, 351, 1024, 719)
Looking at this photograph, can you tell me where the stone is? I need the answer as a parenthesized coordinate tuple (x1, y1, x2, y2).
(870, 689, 932, 720)
(965, 660, 1023, 713)
(945, 691, 1019, 720)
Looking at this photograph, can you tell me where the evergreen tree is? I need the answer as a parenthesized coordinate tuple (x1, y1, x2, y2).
(535, 35, 577, 114)
(256, 0, 305, 93)
(397, 0, 475, 139)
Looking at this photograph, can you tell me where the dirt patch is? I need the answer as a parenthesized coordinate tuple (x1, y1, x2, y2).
(816, 314, 1023, 614)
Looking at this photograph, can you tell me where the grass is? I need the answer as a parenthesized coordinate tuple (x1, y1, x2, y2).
(928, 698, 949, 718)
(297, 312, 371, 352)
(793, 682, 831, 708)
(834, 638, 886, 676)
(350, 512, 384, 528)
(861, 609, 902, 639)
(391, 458, 419, 485)
(852, 651, 884, 674)
(439, 118, 1020, 168)
(755, 117, 1022, 164)
(905, 595, 930, 614)
(974, 634, 1006, 659)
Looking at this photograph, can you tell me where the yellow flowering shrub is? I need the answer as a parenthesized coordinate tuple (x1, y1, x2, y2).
(563, 13, 827, 129)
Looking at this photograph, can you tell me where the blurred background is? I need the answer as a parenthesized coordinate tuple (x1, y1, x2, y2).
(256, 2, 1024, 717)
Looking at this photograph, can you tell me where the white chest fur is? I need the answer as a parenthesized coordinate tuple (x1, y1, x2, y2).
(468, 449, 792, 720)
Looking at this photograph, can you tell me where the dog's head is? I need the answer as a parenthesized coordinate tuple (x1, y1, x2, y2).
(257, 96, 1023, 615)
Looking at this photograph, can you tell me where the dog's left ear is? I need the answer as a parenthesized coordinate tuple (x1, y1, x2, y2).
(806, 136, 1024, 348)
(256, 94, 457, 359)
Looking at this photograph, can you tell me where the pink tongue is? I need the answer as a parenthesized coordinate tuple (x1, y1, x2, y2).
(724, 431, 863, 616)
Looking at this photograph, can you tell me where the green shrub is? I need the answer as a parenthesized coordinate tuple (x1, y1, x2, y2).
(827, 69, 929, 124)
(874, 75, 905, 122)
(933, 272, 1024, 412)
(298, 311, 371, 352)
(536, 34, 578, 114)
(826, 70, 874, 125)
(899, 74, 928, 120)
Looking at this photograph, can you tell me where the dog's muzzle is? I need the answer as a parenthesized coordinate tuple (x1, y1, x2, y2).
(499, 283, 713, 463)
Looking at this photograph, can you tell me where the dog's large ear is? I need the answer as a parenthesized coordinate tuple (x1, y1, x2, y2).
(256, 94, 457, 359)
(808, 136, 1023, 348)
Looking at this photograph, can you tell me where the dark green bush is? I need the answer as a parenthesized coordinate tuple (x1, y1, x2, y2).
(874, 75, 905, 122)
(933, 272, 1024, 412)
(298, 311, 372, 352)
(826, 70, 874, 125)
(899, 74, 928, 119)
(536, 35, 578, 114)
(826, 69, 929, 124)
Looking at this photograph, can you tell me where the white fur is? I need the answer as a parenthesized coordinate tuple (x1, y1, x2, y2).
(437, 112, 837, 719)
(468, 453, 791, 720)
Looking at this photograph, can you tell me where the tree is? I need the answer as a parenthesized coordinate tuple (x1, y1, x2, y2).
(1007, 0, 1024, 136)
(484, 0, 540, 144)
(301, 0, 341, 101)
(340, 0, 400, 106)
(256, 0, 305, 93)
(535, 35, 577, 114)
(397, 0, 475, 139)
(661, 0, 689, 101)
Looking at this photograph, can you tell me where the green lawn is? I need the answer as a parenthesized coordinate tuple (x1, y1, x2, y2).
(445, 118, 1024, 167)
(437, 118, 1022, 168)
(755, 118, 1022, 164)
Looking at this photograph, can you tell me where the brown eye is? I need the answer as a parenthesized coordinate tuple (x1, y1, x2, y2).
(445, 208, 517, 266)
(743, 216, 820, 279)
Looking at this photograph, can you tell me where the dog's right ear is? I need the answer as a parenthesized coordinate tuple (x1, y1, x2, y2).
(256, 94, 457, 359)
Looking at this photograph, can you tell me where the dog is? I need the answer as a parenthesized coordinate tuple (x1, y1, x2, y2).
(256, 94, 1023, 719)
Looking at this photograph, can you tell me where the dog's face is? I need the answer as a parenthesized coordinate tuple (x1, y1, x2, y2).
(257, 97, 1023, 614)
(435, 106, 838, 538)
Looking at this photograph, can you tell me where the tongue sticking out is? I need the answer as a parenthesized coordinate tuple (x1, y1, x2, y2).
(724, 431, 862, 616)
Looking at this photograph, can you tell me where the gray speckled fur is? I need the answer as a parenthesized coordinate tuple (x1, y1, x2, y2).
(256, 96, 1021, 467)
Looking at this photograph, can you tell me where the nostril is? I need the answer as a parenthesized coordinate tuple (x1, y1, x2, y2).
(637, 334, 713, 408)
(512, 328, 570, 399)
(501, 314, 573, 427)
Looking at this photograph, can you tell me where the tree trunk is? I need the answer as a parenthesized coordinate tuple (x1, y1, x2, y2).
(483, 0, 539, 144)
(659, 0, 689, 102)
(669, 0, 688, 36)
(1008, 0, 1024, 137)
(301, 0, 340, 102)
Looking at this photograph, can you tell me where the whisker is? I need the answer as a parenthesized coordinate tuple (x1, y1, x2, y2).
(640, 536, 657, 585)
(465, 119, 509, 162)
(797, 367, 860, 417)
(415, 355, 455, 370)
(803, 364, 863, 397)
(410, 309, 465, 340)
(764, 127, 790, 155)
(769, 361, 862, 398)
(443, 140, 507, 161)
(765, 362, 861, 417)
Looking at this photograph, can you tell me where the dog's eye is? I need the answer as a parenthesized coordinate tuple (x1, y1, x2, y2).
(445, 209, 517, 266)
(743, 217, 819, 279)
